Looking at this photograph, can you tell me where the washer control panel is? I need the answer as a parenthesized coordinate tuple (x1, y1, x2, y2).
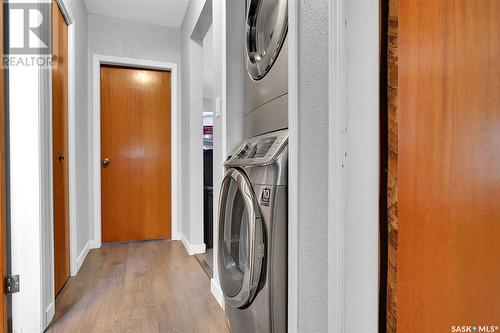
(226, 129, 288, 166)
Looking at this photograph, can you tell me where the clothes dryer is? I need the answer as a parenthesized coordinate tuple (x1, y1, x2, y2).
(244, 0, 288, 138)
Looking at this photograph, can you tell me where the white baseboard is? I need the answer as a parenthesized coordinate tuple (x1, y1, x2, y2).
(211, 278, 225, 310)
(44, 302, 55, 329)
(181, 234, 206, 256)
(75, 240, 93, 275)
(91, 239, 102, 249)
(90, 239, 101, 249)
(171, 232, 182, 241)
(181, 234, 190, 253)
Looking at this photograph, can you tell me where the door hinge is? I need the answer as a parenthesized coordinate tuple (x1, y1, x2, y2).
(5, 275, 20, 295)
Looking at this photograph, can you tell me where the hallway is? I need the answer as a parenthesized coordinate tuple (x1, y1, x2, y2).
(46, 240, 228, 333)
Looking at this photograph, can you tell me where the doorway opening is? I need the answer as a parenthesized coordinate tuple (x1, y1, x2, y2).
(100, 65, 172, 243)
(91, 56, 180, 248)
(199, 25, 214, 277)
(190, 0, 215, 278)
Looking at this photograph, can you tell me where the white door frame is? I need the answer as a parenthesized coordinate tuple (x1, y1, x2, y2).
(328, 0, 346, 331)
(287, 2, 346, 332)
(92, 55, 180, 248)
(48, 0, 75, 324)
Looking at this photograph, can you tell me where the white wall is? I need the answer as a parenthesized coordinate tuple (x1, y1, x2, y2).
(210, 0, 225, 305)
(8, 0, 89, 330)
(10, 61, 46, 333)
(203, 25, 213, 113)
(289, 1, 380, 331)
(87, 14, 183, 244)
(67, 0, 89, 276)
(180, 0, 246, 305)
(224, 0, 245, 150)
(87, 14, 182, 62)
(188, 37, 204, 247)
(180, 0, 209, 252)
(291, 0, 330, 331)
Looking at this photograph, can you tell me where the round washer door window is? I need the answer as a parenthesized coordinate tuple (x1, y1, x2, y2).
(246, 0, 288, 80)
(220, 178, 248, 297)
(218, 169, 264, 308)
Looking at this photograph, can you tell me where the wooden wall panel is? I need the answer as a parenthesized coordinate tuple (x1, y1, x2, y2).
(100, 66, 172, 243)
(396, 0, 500, 332)
(386, 0, 398, 331)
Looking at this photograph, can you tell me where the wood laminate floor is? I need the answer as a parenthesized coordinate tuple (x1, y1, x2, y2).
(195, 249, 213, 278)
(46, 240, 229, 333)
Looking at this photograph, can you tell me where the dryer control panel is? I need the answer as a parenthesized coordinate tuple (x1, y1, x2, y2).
(225, 129, 288, 167)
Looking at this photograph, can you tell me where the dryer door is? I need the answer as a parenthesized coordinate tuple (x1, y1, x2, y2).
(218, 168, 265, 309)
(246, 0, 288, 80)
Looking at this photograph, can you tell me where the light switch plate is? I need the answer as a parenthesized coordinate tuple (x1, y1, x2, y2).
(215, 96, 221, 118)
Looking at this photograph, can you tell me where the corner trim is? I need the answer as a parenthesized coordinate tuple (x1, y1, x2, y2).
(210, 278, 225, 310)
(181, 234, 206, 256)
(67, 16, 78, 280)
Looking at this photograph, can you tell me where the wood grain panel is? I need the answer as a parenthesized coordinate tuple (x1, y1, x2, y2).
(386, 0, 398, 331)
(100, 66, 172, 243)
(52, 1, 70, 296)
(397, 0, 500, 331)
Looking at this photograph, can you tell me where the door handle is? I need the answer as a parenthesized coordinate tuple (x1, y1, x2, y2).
(102, 158, 110, 167)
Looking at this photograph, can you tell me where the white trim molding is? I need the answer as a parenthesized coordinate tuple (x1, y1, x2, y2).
(181, 234, 206, 256)
(76, 240, 93, 272)
(55, 0, 74, 25)
(45, 302, 55, 328)
(210, 278, 225, 310)
(340, 0, 380, 330)
(92, 55, 180, 247)
(287, 0, 299, 332)
(328, 0, 346, 332)
(62, 2, 79, 278)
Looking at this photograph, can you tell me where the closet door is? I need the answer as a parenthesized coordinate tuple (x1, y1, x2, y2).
(52, 1, 69, 295)
(397, 1, 500, 331)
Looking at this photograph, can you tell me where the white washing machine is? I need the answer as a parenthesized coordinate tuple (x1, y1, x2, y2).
(218, 129, 288, 332)
(243, 0, 288, 138)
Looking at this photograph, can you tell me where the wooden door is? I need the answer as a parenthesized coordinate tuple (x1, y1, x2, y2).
(0, 2, 7, 331)
(100, 66, 172, 243)
(52, 2, 69, 295)
(397, 1, 500, 331)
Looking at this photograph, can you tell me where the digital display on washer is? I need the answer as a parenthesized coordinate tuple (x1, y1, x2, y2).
(246, 137, 277, 159)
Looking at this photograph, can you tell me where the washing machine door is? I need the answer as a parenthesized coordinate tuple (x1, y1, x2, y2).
(246, 0, 288, 80)
(218, 168, 265, 309)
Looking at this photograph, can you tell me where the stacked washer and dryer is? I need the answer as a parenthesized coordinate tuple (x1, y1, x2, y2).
(217, 0, 288, 332)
